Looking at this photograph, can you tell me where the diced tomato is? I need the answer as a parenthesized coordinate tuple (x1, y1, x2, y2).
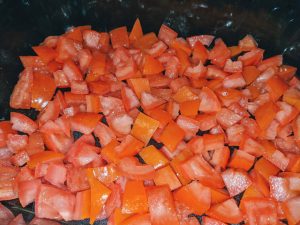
(243, 198, 278, 225)
(238, 34, 257, 51)
(208, 38, 231, 68)
(129, 18, 143, 42)
(10, 112, 37, 135)
(221, 168, 252, 197)
(147, 185, 180, 225)
(257, 55, 283, 71)
(223, 72, 246, 89)
(158, 24, 178, 45)
(187, 35, 215, 47)
(117, 157, 155, 180)
(44, 163, 67, 187)
(174, 181, 211, 215)
(70, 112, 101, 134)
(181, 154, 224, 189)
(10, 68, 33, 109)
(199, 87, 221, 113)
(238, 48, 264, 66)
(110, 26, 129, 49)
(18, 178, 41, 207)
(6, 134, 28, 153)
(206, 199, 243, 224)
(35, 184, 75, 221)
(0, 203, 14, 225)
(122, 180, 148, 214)
(184, 61, 207, 79)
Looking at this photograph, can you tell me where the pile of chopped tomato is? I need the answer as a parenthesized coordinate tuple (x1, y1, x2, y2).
(1, 18, 300, 225)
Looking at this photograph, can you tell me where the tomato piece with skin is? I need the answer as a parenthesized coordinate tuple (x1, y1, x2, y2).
(31, 72, 56, 110)
(70, 112, 101, 134)
(174, 181, 211, 215)
(221, 168, 252, 197)
(154, 165, 181, 191)
(27, 151, 65, 169)
(199, 87, 221, 113)
(158, 24, 178, 45)
(10, 112, 37, 135)
(44, 163, 67, 187)
(35, 184, 75, 221)
(117, 157, 155, 180)
(0, 203, 14, 225)
(131, 112, 159, 145)
(181, 154, 224, 189)
(206, 199, 243, 224)
(10, 68, 33, 109)
(18, 178, 41, 207)
(122, 180, 148, 214)
(86, 168, 112, 224)
(159, 121, 185, 152)
(282, 196, 300, 225)
(243, 197, 278, 225)
(202, 216, 226, 225)
(208, 38, 231, 68)
(129, 18, 143, 42)
(147, 185, 180, 225)
(110, 26, 129, 49)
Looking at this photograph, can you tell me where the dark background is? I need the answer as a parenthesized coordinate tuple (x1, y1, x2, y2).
(0, 0, 300, 224)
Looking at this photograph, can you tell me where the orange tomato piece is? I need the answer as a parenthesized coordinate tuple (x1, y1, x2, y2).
(32, 45, 57, 64)
(179, 99, 200, 117)
(174, 181, 211, 215)
(159, 122, 185, 152)
(147, 108, 172, 129)
(266, 76, 289, 101)
(101, 139, 120, 163)
(128, 78, 150, 99)
(86, 168, 111, 224)
(70, 112, 102, 134)
(122, 180, 148, 214)
(254, 157, 280, 181)
(139, 145, 169, 169)
(254, 101, 278, 130)
(170, 148, 194, 185)
(131, 112, 159, 144)
(173, 86, 199, 103)
(228, 150, 255, 171)
(129, 18, 143, 42)
(243, 66, 261, 85)
(27, 151, 65, 169)
(133, 32, 158, 50)
(211, 188, 230, 205)
(154, 165, 181, 191)
(142, 55, 164, 75)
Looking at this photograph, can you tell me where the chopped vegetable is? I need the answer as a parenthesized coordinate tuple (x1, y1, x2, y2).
(2, 20, 300, 225)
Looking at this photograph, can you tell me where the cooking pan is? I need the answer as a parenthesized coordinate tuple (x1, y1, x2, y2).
(0, 0, 300, 224)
